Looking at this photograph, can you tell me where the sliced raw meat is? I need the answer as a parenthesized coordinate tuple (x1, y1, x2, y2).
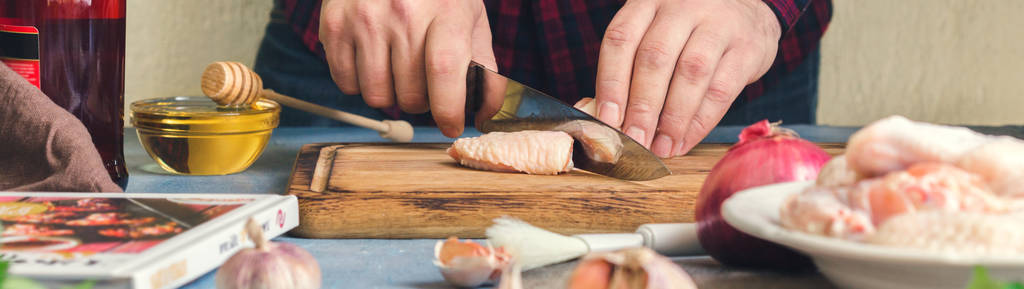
(448, 131, 574, 175)
(564, 97, 624, 163)
(554, 120, 623, 163)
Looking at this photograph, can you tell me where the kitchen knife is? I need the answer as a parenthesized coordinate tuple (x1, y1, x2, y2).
(465, 62, 671, 181)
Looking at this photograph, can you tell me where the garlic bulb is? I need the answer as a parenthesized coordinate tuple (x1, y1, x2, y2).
(568, 247, 697, 289)
(215, 219, 321, 289)
(433, 237, 512, 287)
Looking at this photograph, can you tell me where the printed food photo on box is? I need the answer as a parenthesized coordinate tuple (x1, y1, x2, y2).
(0, 197, 249, 255)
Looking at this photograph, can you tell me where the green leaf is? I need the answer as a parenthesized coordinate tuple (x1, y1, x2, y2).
(0, 261, 8, 284)
(0, 277, 46, 289)
(60, 280, 95, 289)
(1003, 282, 1024, 289)
(968, 266, 1005, 289)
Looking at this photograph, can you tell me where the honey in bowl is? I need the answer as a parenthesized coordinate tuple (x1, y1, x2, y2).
(130, 96, 280, 175)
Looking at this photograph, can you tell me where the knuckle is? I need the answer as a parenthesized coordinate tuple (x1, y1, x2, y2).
(705, 79, 736, 104)
(319, 9, 346, 36)
(427, 51, 463, 77)
(657, 110, 689, 130)
(603, 24, 636, 48)
(596, 78, 629, 103)
(733, 35, 758, 48)
(626, 100, 659, 117)
(396, 91, 428, 110)
(329, 69, 359, 94)
(635, 42, 674, 71)
(690, 115, 713, 136)
(389, 0, 413, 27)
(353, 2, 379, 33)
(676, 54, 713, 81)
(363, 93, 394, 108)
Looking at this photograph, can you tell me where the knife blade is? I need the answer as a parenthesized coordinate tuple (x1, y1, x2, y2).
(465, 62, 671, 181)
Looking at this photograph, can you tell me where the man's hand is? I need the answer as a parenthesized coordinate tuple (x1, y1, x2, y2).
(319, 0, 497, 137)
(593, 0, 782, 157)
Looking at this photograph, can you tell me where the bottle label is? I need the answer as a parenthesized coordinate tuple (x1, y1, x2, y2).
(0, 24, 41, 88)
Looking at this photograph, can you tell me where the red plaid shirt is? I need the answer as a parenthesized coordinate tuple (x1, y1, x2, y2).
(278, 0, 831, 106)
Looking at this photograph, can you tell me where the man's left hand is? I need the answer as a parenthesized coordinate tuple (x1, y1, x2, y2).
(593, 0, 782, 158)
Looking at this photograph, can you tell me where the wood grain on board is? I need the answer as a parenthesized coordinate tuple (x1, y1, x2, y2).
(285, 143, 845, 239)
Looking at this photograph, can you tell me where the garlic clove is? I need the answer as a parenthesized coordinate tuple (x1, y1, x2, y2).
(495, 262, 523, 289)
(215, 219, 321, 289)
(568, 247, 696, 289)
(567, 257, 613, 289)
(434, 237, 511, 287)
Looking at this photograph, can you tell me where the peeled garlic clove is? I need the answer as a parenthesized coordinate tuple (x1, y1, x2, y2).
(215, 219, 321, 289)
(434, 237, 511, 287)
(568, 247, 696, 289)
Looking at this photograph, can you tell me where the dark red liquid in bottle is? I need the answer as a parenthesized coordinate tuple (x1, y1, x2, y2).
(1, 0, 128, 189)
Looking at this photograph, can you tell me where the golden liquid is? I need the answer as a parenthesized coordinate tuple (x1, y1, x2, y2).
(131, 97, 279, 175)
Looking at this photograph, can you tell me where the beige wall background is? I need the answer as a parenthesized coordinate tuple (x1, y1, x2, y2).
(125, 0, 272, 109)
(818, 0, 1024, 126)
(125, 0, 1024, 126)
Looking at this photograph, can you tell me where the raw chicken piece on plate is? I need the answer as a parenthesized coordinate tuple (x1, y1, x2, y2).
(867, 211, 1024, 255)
(846, 115, 1024, 198)
(781, 163, 1007, 241)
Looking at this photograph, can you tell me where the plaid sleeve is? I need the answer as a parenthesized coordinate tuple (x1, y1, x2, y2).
(739, 0, 832, 101)
(761, 0, 832, 71)
(279, 0, 326, 57)
(761, 0, 811, 34)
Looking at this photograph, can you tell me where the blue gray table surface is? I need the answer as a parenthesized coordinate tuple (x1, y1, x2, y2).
(122, 124, 1024, 289)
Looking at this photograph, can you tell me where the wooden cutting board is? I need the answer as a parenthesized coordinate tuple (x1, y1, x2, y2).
(285, 142, 845, 239)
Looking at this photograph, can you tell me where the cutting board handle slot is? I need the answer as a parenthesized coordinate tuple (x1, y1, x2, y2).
(310, 145, 344, 192)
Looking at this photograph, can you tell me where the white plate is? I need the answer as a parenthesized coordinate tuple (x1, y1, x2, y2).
(721, 181, 1024, 289)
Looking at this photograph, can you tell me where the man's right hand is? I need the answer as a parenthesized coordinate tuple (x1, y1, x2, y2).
(319, 0, 497, 137)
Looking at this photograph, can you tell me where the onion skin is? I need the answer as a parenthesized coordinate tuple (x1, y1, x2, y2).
(695, 120, 831, 270)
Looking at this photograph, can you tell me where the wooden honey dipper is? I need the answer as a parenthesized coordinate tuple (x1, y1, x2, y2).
(200, 61, 414, 142)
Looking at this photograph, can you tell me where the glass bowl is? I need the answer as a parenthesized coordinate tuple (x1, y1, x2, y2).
(130, 96, 280, 175)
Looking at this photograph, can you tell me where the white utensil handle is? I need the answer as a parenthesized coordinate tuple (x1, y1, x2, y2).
(574, 233, 644, 253)
(636, 223, 704, 256)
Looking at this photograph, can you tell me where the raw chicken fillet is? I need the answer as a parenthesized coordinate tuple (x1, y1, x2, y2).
(448, 131, 574, 175)
(845, 115, 1024, 197)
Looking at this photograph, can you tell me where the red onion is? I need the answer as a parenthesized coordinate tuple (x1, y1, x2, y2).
(695, 120, 831, 270)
